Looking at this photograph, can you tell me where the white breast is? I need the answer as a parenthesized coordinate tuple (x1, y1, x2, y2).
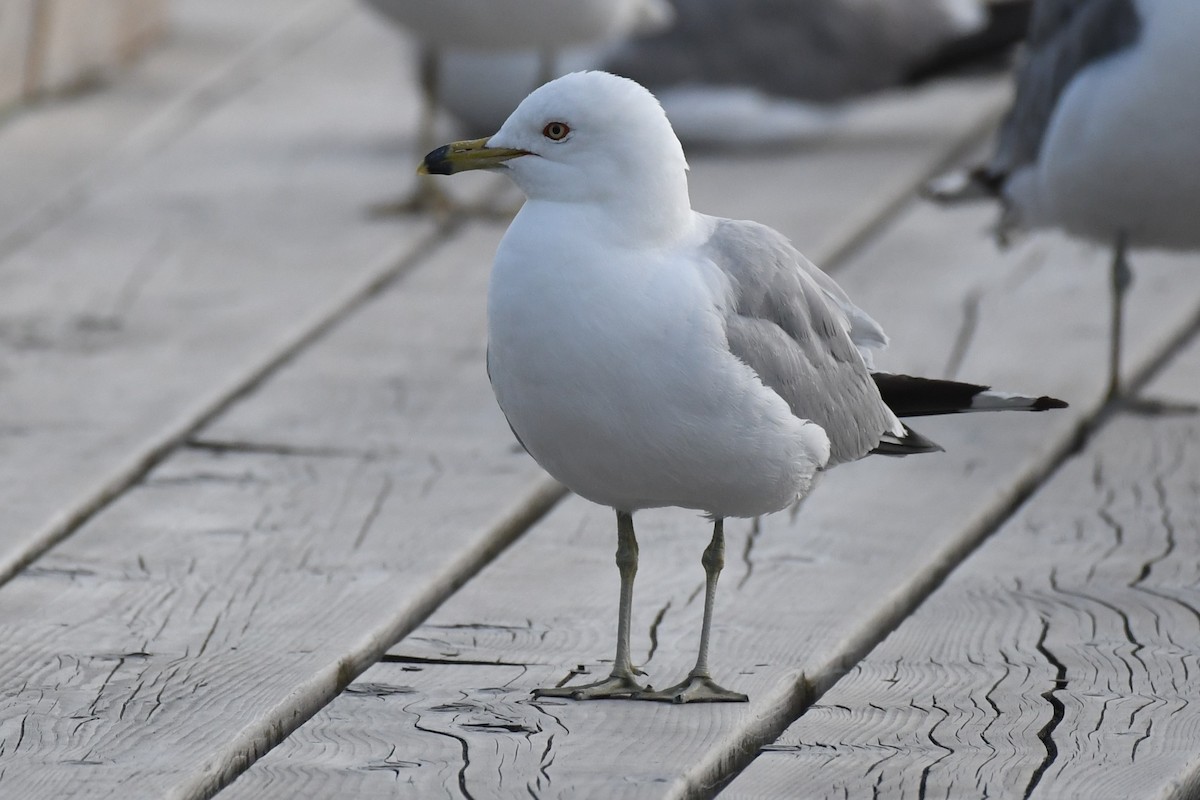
(486, 206, 829, 518)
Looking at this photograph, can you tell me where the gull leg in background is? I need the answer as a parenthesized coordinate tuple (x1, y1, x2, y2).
(642, 519, 748, 703)
(370, 47, 456, 218)
(1106, 232, 1198, 416)
(1107, 231, 1131, 404)
(534, 511, 650, 700)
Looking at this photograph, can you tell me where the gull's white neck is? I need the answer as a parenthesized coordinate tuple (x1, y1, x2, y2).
(521, 166, 694, 248)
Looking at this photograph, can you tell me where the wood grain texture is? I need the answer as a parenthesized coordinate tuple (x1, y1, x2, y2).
(726, 336, 1200, 800)
(0, 7, 451, 585)
(0, 225, 571, 797)
(0, 0, 349, 258)
(0, 447, 560, 799)
(0, 0, 35, 106)
(218, 121, 1200, 797)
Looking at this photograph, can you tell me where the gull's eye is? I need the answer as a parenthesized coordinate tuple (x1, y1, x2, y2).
(542, 121, 570, 141)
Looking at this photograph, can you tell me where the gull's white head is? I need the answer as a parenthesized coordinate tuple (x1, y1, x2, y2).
(421, 71, 691, 217)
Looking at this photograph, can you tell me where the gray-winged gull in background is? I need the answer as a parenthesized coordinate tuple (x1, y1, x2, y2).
(601, 0, 1032, 147)
(420, 71, 1066, 702)
(928, 0, 1200, 402)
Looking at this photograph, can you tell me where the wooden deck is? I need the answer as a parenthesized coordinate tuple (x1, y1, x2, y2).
(2, 3, 1199, 798)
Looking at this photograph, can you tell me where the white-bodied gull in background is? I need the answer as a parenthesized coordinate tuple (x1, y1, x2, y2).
(421, 71, 1066, 702)
(928, 0, 1200, 402)
(361, 0, 672, 213)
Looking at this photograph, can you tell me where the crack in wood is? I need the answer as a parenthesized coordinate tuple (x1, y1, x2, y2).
(87, 657, 124, 716)
(13, 715, 27, 754)
(737, 516, 763, 590)
(20, 565, 97, 580)
(1049, 568, 1145, 694)
(380, 654, 533, 668)
(645, 600, 672, 665)
(186, 438, 379, 460)
(942, 288, 981, 381)
(353, 474, 393, 550)
(978, 658, 1008, 748)
(343, 682, 416, 698)
(360, 742, 421, 776)
(915, 696, 954, 800)
(1130, 718, 1154, 763)
(1024, 616, 1066, 799)
(409, 701, 476, 800)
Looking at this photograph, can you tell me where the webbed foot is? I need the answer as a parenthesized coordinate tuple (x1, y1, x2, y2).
(532, 671, 649, 701)
(638, 672, 748, 704)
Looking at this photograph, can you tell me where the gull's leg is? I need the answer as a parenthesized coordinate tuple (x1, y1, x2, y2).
(533, 510, 649, 700)
(370, 45, 455, 218)
(1106, 231, 1131, 403)
(641, 519, 748, 703)
(1105, 232, 1199, 415)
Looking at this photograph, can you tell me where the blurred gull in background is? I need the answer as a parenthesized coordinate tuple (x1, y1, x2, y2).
(928, 0, 1200, 403)
(362, 0, 673, 213)
(602, 0, 1033, 147)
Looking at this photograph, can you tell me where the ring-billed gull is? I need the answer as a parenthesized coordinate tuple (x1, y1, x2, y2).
(362, 0, 672, 214)
(420, 71, 1066, 703)
(928, 0, 1200, 402)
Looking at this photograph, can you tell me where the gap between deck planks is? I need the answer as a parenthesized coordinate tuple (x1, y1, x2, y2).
(0, 5, 510, 586)
(215, 111, 1200, 800)
(0, 76, 1015, 799)
(725, 333, 1200, 800)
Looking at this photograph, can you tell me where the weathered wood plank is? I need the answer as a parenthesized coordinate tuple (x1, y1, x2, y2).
(724, 335, 1200, 800)
(0, 452, 561, 799)
(0, 0, 347, 255)
(0, 224, 565, 798)
(0, 0, 35, 108)
(215, 129, 1200, 798)
(0, 8, 446, 585)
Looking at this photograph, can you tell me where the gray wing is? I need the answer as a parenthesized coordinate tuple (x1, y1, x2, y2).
(986, 0, 1140, 180)
(605, 0, 982, 103)
(703, 218, 897, 465)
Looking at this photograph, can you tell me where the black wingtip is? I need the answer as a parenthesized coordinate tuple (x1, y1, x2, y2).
(1032, 395, 1069, 411)
(872, 423, 944, 457)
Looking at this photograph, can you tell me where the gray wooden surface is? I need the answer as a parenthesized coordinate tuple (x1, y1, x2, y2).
(725, 339, 1200, 800)
(1, 2, 1198, 799)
